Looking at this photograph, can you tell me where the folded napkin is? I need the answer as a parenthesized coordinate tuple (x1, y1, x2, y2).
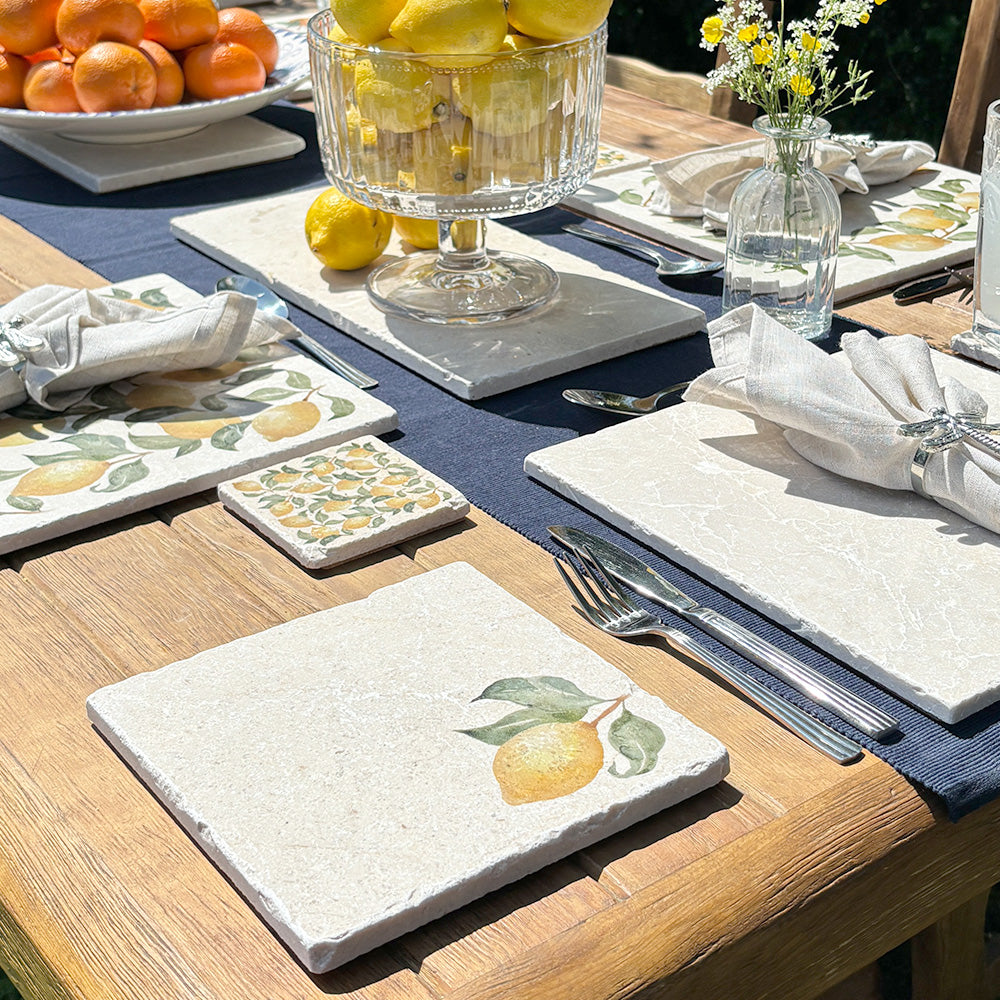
(650, 138, 936, 230)
(0, 285, 297, 413)
(684, 304, 1000, 535)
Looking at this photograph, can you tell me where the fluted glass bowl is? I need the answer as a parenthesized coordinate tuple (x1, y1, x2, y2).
(307, 12, 606, 324)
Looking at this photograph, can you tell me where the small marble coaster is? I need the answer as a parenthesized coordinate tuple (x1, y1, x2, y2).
(951, 330, 1000, 369)
(0, 117, 305, 193)
(218, 436, 469, 568)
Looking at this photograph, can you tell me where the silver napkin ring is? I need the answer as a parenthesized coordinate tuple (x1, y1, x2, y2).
(898, 406, 1000, 497)
(0, 314, 44, 370)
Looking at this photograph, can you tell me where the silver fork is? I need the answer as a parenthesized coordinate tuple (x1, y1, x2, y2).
(555, 554, 864, 764)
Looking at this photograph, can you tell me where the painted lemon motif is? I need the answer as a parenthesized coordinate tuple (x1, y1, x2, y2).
(311, 525, 340, 539)
(955, 191, 980, 211)
(10, 459, 109, 496)
(157, 415, 243, 440)
(161, 362, 245, 382)
(280, 514, 313, 528)
(291, 482, 326, 494)
(312, 460, 337, 475)
(0, 417, 50, 448)
(251, 401, 321, 441)
(322, 498, 353, 512)
(269, 500, 295, 517)
(271, 471, 301, 483)
(869, 233, 951, 251)
(898, 207, 955, 232)
(124, 384, 197, 409)
(492, 721, 604, 805)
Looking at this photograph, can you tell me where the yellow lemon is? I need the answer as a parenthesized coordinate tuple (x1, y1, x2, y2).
(452, 58, 551, 137)
(157, 416, 243, 440)
(506, 0, 611, 42)
(10, 459, 109, 497)
(409, 118, 473, 194)
(389, 0, 507, 54)
(330, 0, 405, 45)
(393, 215, 439, 249)
(304, 188, 393, 271)
(492, 722, 603, 805)
(124, 384, 196, 409)
(251, 400, 321, 441)
(353, 54, 451, 134)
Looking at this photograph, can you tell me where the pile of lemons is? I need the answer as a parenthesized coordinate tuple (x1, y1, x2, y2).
(304, 0, 611, 271)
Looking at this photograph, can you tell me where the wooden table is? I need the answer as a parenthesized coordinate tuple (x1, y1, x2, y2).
(0, 88, 996, 1000)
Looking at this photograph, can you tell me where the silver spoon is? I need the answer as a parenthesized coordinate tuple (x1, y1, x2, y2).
(563, 380, 690, 416)
(215, 275, 378, 390)
(562, 223, 722, 279)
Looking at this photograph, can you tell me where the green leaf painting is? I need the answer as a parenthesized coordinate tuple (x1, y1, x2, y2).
(460, 677, 666, 805)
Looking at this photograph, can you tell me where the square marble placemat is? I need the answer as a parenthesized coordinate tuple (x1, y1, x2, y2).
(170, 187, 707, 400)
(563, 160, 979, 302)
(525, 351, 1000, 724)
(0, 118, 305, 193)
(218, 435, 470, 568)
(87, 561, 729, 972)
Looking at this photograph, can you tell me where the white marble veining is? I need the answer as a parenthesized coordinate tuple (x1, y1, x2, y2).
(526, 351, 1000, 724)
(170, 187, 707, 400)
(0, 117, 305, 193)
(87, 562, 728, 972)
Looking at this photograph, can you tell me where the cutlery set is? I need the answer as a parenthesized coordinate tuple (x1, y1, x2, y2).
(550, 525, 900, 762)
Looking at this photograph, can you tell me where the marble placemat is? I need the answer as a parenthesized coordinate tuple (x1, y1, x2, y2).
(0, 118, 305, 194)
(525, 351, 1000, 725)
(87, 561, 729, 973)
(563, 159, 979, 303)
(169, 187, 707, 400)
(0, 274, 396, 554)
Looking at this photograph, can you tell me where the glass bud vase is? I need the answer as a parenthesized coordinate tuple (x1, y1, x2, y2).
(721, 115, 841, 340)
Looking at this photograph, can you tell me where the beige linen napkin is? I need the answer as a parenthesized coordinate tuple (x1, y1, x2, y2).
(0, 285, 297, 412)
(684, 304, 1000, 534)
(650, 138, 936, 229)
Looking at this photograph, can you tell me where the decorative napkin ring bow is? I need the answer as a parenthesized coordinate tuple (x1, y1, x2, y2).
(898, 406, 1000, 496)
(0, 314, 44, 370)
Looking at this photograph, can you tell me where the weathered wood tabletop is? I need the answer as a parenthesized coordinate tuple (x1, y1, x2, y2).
(0, 87, 995, 1000)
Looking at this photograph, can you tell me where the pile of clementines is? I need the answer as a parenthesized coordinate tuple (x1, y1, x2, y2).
(0, 0, 279, 113)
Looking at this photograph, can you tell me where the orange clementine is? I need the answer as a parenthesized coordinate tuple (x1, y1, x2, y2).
(72, 41, 156, 111)
(23, 58, 80, 110)
(138, 38, 183, 105)
(55, 0, 145, 55)
(139, 0, 217, 52)
(0, 50, 29, 107)
(215, 7, 278, 75)
(0, 0, 61, 56)
(182, 40, 265, 100)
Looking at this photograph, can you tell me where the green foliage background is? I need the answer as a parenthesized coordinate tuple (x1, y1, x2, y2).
(608, 0, 972, 149)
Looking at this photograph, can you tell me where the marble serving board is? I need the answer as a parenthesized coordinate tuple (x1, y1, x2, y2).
(0, 117, 305, 193)
(87, 561, 729, 973)
(525, 351, 1000, 725)
(169, 187, 706, 400)
(563, 159, 979, 302)
(0, 274, 396, 554)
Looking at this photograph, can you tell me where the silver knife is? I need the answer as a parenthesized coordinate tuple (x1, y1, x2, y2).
(549, 525, 899, 739)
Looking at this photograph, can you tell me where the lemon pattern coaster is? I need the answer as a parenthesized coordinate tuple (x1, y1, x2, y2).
(218, 435, 469, 568)
(87, 561, 729, 973)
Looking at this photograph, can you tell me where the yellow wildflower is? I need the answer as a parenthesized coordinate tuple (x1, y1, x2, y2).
(789, 73, 816, 96)
(800, 31, 820, 52)
(859, 12, 869, 22)
(701, 15, 725, 44)
(752, 40, 773, 65)
(737, 23, 759, 44)
(874, 0, 886, 4)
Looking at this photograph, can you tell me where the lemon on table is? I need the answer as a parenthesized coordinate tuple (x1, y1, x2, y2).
(393, 215, 438, 248)
(329, 0, 405, 45)
(506, 0, 611, 42)
(389, 0, 507, 54)
(304, 188, 393, 271)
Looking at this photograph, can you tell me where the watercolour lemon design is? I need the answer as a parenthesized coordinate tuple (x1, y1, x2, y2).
(230, 439, 455, 546)
(0, 347, 356, 514)
(459, 676, 665, 805)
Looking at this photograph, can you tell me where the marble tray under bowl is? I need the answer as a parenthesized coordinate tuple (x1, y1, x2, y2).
(87, 561, 729, 973)
(525, 350, 1000, 724)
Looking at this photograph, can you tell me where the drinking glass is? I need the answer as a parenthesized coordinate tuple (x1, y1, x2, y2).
(973, 99, 1000, 348)
(307, 12, 606, 324)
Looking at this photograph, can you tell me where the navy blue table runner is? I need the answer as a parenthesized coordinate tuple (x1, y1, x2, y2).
(2, 103, 998, 820)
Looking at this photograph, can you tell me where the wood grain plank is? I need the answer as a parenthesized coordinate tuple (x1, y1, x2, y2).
(0, 217, 106, 297)
(912, 891, 991, 1000)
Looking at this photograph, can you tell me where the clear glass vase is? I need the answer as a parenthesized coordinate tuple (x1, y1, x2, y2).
(721, 115, 841, 341)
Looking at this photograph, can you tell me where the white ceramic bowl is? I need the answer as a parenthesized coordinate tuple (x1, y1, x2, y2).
(0, 26, 309, 143)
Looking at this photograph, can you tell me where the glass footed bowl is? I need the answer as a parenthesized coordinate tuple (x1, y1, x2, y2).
(307, 12, 607, 325)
